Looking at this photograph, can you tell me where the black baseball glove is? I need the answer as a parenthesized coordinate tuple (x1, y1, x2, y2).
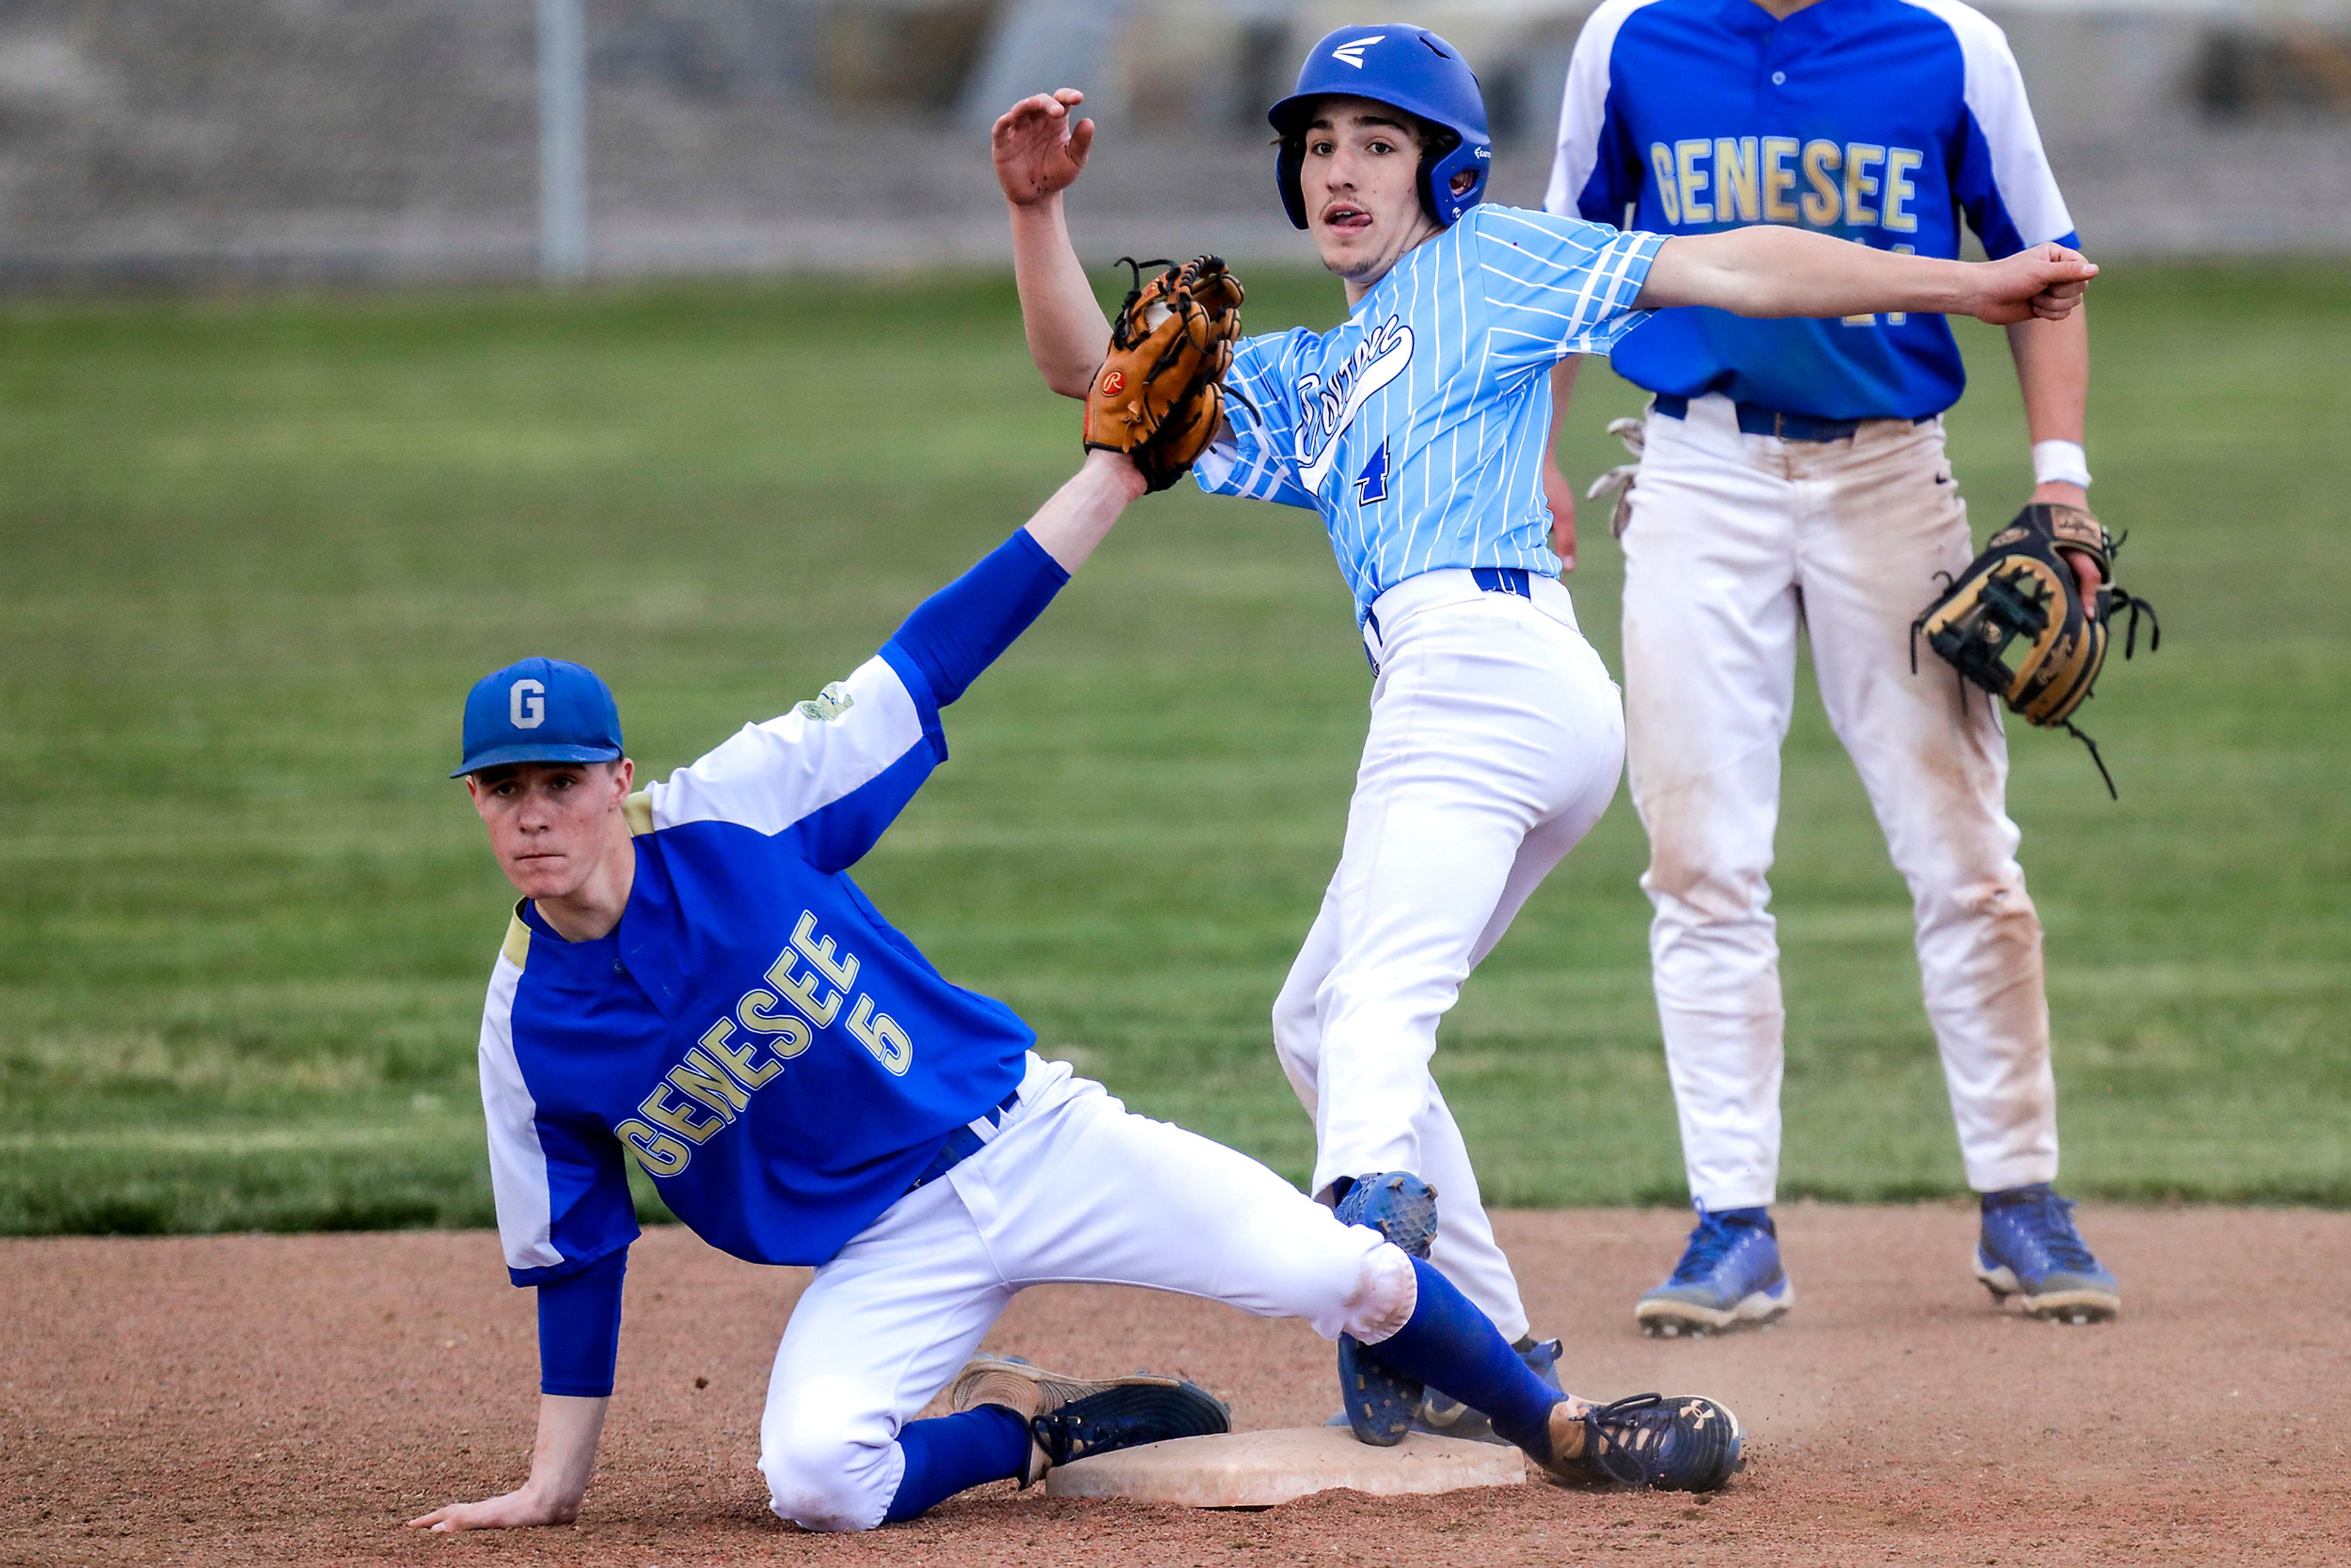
(1912, 502, 2159, 797)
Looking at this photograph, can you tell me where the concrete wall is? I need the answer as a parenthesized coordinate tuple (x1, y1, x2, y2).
(0, 0, 2345, 290)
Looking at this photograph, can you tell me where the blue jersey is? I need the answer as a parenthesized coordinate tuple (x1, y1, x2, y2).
(476, 647, 1033, 1283)
(1194, 204, 1661, 621)
(1546, 0, 2075, 419)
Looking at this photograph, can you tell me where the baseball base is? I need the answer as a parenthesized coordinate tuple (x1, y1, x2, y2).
(1043, 1427, 1527, 1508)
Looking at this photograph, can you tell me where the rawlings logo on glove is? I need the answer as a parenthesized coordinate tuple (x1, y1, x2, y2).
(1084, 255, 1245, 493)
(1912, 502, 2159, 797)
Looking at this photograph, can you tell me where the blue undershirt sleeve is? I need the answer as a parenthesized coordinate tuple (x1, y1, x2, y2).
(880, 527, 1070, 709)
(536, 1245, 628, 1398)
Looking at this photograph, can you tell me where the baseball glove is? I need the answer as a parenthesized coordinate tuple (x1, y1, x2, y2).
(1912, 502, 2159, 797)
(1084, 255, 1245, 493)
(1585, 416, 1648, 539)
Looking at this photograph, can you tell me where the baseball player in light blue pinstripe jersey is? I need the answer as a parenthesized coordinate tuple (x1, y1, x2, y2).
(990, 22, 2090, 1442)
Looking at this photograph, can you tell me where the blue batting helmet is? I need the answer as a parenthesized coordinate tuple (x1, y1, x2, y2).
(1268, 24, 1491, 231)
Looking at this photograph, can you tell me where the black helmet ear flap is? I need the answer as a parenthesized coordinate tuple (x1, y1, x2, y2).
(1276, 133, 1310, 230)
(1414, 122, 1461, 226)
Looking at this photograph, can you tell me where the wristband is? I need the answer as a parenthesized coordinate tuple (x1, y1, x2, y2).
(2031, 440, 2091, 489)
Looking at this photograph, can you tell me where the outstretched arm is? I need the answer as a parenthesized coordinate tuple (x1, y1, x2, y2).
(1638, 230, 2095, 326)
(1022, 449, 1147, 571)
(639, 451, 1150, 872)
(994, 90, 1115, 399)
(408, 1395, 609, 1532)
(885, 450, 1143, 708)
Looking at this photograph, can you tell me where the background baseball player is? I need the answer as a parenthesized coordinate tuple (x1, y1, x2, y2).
(992, 23, 2091, 1439)
(408, 435, 1745, 1537)
(1542, 0, 2122, 1335)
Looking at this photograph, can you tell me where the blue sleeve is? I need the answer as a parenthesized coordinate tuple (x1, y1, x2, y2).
(1473, 208, 1665, 388)
(502, 1114, 642, 1288)
(882, 527, 1070, 708)
(781, 718, 942, 875)
(1577, 111, 1643, 224)
(1943, 14, 2076, 258)
(774, 528, 1065, 874)
(1193, 332, 1319, 510)
(538, 1245, 628, 1398)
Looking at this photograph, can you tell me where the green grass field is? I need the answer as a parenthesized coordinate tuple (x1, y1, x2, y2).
(2, 263, 2345, 1235)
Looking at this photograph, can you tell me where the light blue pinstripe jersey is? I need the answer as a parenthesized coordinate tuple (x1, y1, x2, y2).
(1194, 204, 1663, 622)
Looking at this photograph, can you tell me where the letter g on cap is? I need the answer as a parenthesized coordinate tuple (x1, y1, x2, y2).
(511, 678, 547, 728)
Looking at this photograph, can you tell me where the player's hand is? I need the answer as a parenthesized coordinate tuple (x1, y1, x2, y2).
(992, 89, 1095, 208)
(1541, 456, 1580, 571)
(2033, 481, 2104, 597)
(407, 1485, 579, 1532)
(1970, 243, 2097, 326)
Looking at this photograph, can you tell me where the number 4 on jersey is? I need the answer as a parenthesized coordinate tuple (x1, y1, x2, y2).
(1355, 439, 1390, 504)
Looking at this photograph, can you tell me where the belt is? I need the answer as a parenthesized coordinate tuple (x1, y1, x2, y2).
(905, 1085, 1024, 1193)
(1651, 392, 1929, 443)
(1363, 566, 1530, 667)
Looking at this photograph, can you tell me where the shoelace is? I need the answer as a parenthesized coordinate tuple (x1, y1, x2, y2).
(1581, 1394, 1670, 1487)
(2001, 1191, 2100, 1273)
(1669, 1214, 1755, 1284)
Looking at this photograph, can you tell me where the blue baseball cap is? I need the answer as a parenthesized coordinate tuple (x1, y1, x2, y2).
(451, 656, 625, 778)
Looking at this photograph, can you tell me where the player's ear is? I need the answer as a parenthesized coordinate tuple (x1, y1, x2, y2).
(1450, 168, 1476, 197)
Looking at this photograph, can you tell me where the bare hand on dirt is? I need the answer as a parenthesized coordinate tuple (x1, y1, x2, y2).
(407, 1485, 577, 1532)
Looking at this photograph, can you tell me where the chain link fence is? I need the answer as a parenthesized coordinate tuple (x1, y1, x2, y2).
(1, 0, 2347, 290)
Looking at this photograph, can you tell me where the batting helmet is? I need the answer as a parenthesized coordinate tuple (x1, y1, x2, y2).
(1268, 24, 1491, 231)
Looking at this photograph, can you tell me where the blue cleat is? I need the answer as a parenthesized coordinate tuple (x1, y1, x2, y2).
(1539, 1392, 1744, 1492)
(1635, 1204, 1793, 1338)
(1330, 1171, 1438, 1446)
(1974, 1184, 2120, 1324)
(948, 1355, 1231, 1488)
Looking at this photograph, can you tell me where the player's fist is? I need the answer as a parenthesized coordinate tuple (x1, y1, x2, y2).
(992, 88, 1095, 208)
(1971, 242, 2097, 326)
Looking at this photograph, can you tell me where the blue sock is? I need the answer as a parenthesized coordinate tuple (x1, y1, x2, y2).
(1365, 1257, 1564, 1461)
(1982, 1182, 2052, 1210)
(882, 1405, 1031, 1523)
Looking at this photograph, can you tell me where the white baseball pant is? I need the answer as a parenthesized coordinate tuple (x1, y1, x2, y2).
(1619, 392, 2059, 1209)
(1273, 569, 1627, 1345)
(759, 1054, 1417, 1532)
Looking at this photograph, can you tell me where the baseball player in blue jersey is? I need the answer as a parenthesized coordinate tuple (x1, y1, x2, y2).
(1541, 0, 2123, 1335)
(992, 23, 2090, 1442)
(408, 448, 1747, 1537)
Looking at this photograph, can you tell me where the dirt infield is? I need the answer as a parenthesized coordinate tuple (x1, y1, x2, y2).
(4, 1204, 2344, 1567)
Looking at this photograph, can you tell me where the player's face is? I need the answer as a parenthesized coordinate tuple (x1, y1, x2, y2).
(1299, 99, 1439, 293)
(467, 759, 634, 901)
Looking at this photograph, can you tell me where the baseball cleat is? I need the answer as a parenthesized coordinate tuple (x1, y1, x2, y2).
(947, 1354, 1230, 1487)
(1636, 1204, 1792, 1338)
(1974, 1184, 2120, 1324)
(1414, 1335, 1563, 1444)
(1537, 1392, 1744, 1492)
(1329, 1171, 1439, 1446)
